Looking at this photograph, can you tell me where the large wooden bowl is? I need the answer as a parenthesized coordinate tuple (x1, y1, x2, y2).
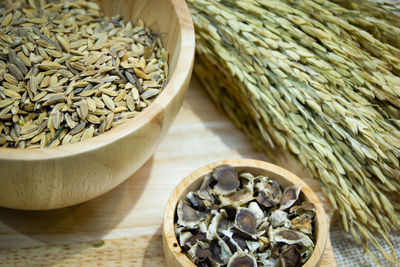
(0, 0, 195, 210)
(163, 159, 328, 267)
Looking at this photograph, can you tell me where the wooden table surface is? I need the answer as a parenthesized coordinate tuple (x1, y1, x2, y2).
(0, 77, 337, 266)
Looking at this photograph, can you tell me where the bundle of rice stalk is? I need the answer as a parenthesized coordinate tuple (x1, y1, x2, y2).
(188, 0, 400, 263)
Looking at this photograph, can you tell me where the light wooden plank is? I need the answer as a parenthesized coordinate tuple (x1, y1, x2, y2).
(0, 77, 336, 266)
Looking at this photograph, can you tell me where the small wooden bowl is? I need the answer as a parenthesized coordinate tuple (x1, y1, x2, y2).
(163, 159, 328, 267)
(0, 0, 195, 210)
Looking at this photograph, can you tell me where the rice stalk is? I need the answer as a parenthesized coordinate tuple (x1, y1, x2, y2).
(188, 0, 400, 263)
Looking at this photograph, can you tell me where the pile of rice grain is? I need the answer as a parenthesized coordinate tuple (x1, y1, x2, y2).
(0, 0, 168, 148)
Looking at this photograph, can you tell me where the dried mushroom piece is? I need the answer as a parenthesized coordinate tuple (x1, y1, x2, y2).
(175, 165, 315, 267)
(186, 191, 205, 210)
(280, 185, 302, 210)
(177, 200, 201, 228)
(198, 174, 212, 201)
(216, 236, 234, 263)
(266, 179, 282, 200)
(291, 213, 313, 234)
(219, 188, 254, 208)
(255, 178, 282, 208)
(246, 240, 261, 251)
(198, 221, 208, 234)
(255, 191, 276, 208)
(290, 202, 316, 216)
(255, 178, 282, 198)
(270, 210, 290, 228)
(232, 234, 248, 251)
(227, 251, 257, 267)
(178, 231, 193, 247)
(220, 235, 240, 254)
(239, 172, 255, 190)
(188, 243, 212, 264)
(219, 230, 248, 254)
(280, 245, 301, 267)
(269, 228, 314, 248)
(217, 214, 230, 232)
(256, 249, 274, 265)
(208, 210, 227, 238)
(234, 208, 261, 238)
(188, 232, 208, 247)
(247, 202, 265, 226)
(258, 219, 270, 232)
(209, 239, 224, 265)
(212, 165, 240, 195)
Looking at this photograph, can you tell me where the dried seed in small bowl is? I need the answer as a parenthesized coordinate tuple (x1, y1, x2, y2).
(175, 165, 315, 267)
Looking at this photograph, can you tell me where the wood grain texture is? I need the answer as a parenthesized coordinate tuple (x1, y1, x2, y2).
(0, 77, 337, 266)
(162, 159, 328, 267)
(0, 0, 195, 210)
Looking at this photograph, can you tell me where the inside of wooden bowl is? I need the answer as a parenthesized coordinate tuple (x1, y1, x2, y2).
(164, 160, 327, 267)
(0, 0, 193, 158)
(96, 0, 181, 77)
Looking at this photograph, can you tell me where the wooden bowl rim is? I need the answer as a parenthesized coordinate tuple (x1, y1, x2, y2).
(0, 0, 195, 160)
(163, 159, 328, 267)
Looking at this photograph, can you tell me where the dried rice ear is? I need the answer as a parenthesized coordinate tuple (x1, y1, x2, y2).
(280, 245, 301, 267)
(176, 199, 201, 228)
(227, 251, 257, 267)
(279, 184, 302, 210)
(212, 165, 240, 195)
(234, 208, 265, 238)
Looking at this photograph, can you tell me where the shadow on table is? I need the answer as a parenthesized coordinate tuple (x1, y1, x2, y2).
(0, 157, 155, 264)
(187, 75, 312, 179)
(185, 77, 265, 158)
(143, 226, 166, 267)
